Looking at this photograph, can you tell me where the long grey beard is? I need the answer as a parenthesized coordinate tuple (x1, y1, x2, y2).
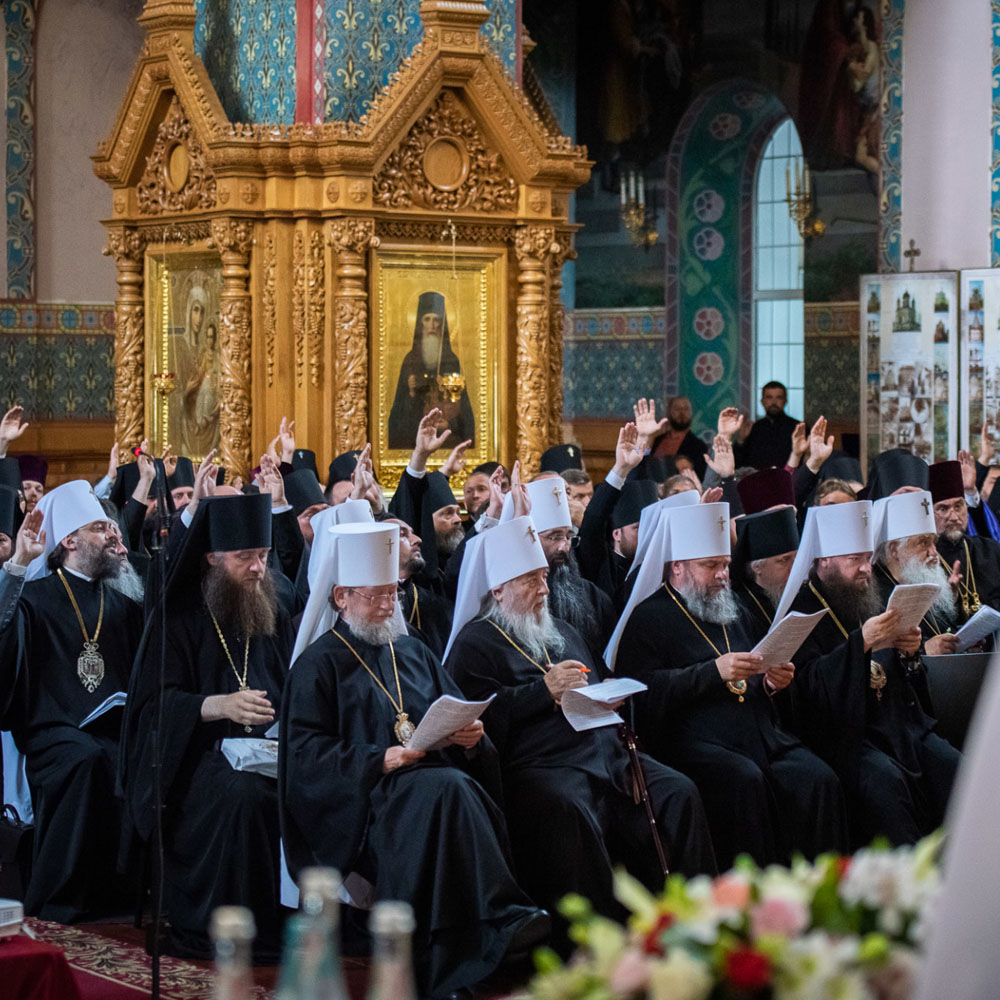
(438, 525, 464, 555)
(899, 557, 957, 624)
(107, 560, 144, 602)
(548, 556, 591, 633)
(483, 599, 566, 662)
(677, 579, 740, 626)
(340, 607, 407, 646)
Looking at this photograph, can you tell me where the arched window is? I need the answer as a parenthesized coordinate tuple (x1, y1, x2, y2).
(753, 118, 805, 419)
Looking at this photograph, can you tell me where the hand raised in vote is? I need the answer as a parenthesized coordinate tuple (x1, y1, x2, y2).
(448, 720, 484, 749)
(12, 507, 45, 567)
(715, 652, 763, 683)
(544, 660, 589, 704)
(383, 746, 425, 773)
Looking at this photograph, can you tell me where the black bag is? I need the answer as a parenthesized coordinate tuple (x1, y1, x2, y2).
(0, 804, 33, 900)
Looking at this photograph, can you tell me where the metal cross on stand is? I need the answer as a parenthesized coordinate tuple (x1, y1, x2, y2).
(904, 239, 922, 273)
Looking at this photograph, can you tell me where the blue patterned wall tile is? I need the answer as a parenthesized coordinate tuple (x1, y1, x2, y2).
(879, 0, 905, 273)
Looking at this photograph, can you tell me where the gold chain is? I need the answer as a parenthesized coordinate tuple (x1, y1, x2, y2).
(486, 620, 550, 674)
(207, 607, 250, 690)
(331, 628, 405, 715)
(807, 582, 850, 638)
(939, 542, 980, 615)
(407, 582, 420, 629)
(57, 569, 103, 645)
(662, 584, 745, 701)
(743, 585, 773, 627)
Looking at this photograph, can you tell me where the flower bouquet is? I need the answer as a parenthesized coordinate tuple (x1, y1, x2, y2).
(529, 831, 943, 1000)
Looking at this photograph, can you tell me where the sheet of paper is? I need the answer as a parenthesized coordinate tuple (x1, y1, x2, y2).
(886, 583, 942, 632)
(264, 721, 279, 739)
(561, 678, 648, 732)
(220, 738, 279, 779)
(753, 610, 829, 670)
(406, 694, 496, 752)
(954, 605, 1000, 652)
(78, 691, 127, 729)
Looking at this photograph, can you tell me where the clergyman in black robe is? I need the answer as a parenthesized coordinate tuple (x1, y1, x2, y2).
(121, 492, 293, 961)
(280, 520, 546, 999)
(387, 291, 474, 449)
(0, 481, 143, 921)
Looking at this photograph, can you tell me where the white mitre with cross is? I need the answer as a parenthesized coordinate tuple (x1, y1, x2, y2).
(772, 499, 874, 625)
(291, 517, 400, 664)
(498, 477, 572, 531)
(872, 489, 936, 547)
(443, 514, 548, 660)
(605, 501, 731, 672)
(25, 479, 108, 582)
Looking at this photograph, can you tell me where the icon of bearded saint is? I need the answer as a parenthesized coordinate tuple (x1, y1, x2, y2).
(387, 291, 475, 450)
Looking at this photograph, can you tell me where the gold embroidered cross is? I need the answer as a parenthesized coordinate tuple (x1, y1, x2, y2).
(526, 524, 537, 543)
(552, 485, 564, 504)
(718, 516, 727, 533)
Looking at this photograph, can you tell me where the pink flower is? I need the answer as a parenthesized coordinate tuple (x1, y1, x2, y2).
(712, 874, 751, 909)
(750, 896, 809, 939)
(610, 948, 652, 993)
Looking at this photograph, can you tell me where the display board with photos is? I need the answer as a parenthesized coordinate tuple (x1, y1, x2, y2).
(958, 269, 1000, 459)
(860, 271, 959, 471)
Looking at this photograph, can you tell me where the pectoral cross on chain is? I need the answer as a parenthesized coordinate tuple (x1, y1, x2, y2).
(526, 524, 537, 544)
(921, 497, 930, 516)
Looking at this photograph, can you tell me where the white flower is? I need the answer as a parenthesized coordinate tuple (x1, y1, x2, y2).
(647, 949, 713, 1000)
(775, 932, 868, 1000)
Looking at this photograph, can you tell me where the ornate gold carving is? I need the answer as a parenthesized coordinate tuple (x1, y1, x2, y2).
(528, 189, 546, 213)
(515, 226, 556, 475)
(442, 30, 477, 46)
(373, 90, 517, 212)
(103, 228, 146, 454)
(328, 218, 379, 452)
(136, 95, 217, 215)
(262, 232, 277, 388)
(292, 230, 306, 389)
(327, 181, 340, 204)
(208, 218, 254, 476)
(375, 219, 514, 244)
(240, 181, 259, 205)
(348, 179, 368, 204)
(113, 195, 126, 214)
(218, 188, 231, 205)
(548, 234, 576, 443)
(308, 230, 325, 388)
(140, 220, 211, 245)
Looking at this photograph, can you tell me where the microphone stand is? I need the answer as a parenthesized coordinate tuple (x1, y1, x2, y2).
(618, 723, 669, 878)
(149, 457, 171, 1000)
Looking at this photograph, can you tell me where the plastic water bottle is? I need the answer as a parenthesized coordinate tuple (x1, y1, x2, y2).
(211, 906, 256, 1000)
(365, 901, 416, 1000)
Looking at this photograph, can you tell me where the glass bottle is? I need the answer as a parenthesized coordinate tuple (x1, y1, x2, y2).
(366, 901, 417, 1000)
(211, 905, 256, 1000)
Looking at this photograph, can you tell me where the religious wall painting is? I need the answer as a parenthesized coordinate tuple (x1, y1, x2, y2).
(145, 250, 223, 462)
(371, 247, 506, 489)
(859, 271, 958, 471)
(959, 270, 1000, 457)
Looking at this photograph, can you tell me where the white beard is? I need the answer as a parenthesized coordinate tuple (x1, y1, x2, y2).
(899, 557, 957, 624)
(677, 579, 740, 626)
(340, 606, 407, 646)
(421, 334, 442, 369)
(485, 600, 566, 663)
(107, 560, 144, 603)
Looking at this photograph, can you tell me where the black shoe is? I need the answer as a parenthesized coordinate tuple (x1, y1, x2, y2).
(504, 908, 551, 960)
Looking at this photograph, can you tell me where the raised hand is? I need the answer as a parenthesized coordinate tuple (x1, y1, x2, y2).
(160, 444, 178, 477)
(633, 398, 669, 440)
(804, 415, 834, 472)
(11, 507, 45, 567)
(278, 416, 296, 462)
(187, 448, 218, 519)
(787, 421, 808, 467)
(705, 433, 734, 479)
(484, 464, 506, 520)
(680, 467, 702, 493)
(0, 405, 29, 454)
(259, 453, 286, 508)
(440, 438, 472, 478)
(411, 408, 452, 471)
(717, 406, 744, 439)
(958, 450, 977, 493)
(509, 460, 531, 518)
(700, 486, 723, 504)
(612, 422, 643, 478)
(947, 559, 962, 590)
(106, 442, 120, 482)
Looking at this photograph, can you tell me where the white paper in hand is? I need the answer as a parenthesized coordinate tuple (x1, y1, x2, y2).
(753, 610, 828, 670)
(886, 583, 942, 632)
(954, 605, 1000, 652)
(78, 691, 127, 729)
(561, 677, 648, 732)
(406, 694, 496, 752)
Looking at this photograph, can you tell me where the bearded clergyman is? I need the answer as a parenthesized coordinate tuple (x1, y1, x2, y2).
(775, 499, 961, 847)
(611, 501, 847, 868)
(280, 517, 548, 1000)
(445, 513, 716, 943)
(872, 490, 960, 655)
(0, 480, 143, 921)
(121, 492, 293, 961)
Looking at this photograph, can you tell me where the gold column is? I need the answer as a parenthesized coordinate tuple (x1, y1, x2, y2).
(103, 226, 146, 455)
(328, 218, 379, 454)
(515, 225, 556, 475)
(548, 233, 575, 445)
(209, 217, 254, 478)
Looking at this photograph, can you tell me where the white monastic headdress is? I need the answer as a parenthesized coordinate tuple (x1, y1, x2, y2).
(872, 489, 936, 547)
(443, 515, 547, 660)
(771, 499, 874, 625)
(499, 477, 572, 532)
(290, 516, 398, 665)
(25, 479, 108, 582)
(605, 502, 730, 671)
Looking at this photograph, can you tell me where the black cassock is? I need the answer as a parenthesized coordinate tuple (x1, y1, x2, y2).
(616, 585, 847, 868)
(445, 617, 716, 936)
(280, 620, 537, 1000)
(398, 580, 453, 658)
(0, 571, 143, 921)
(936, 532, 1000, 615)
(733, 578, 775, 645)
(121, 593, 293, 959)
(786, 579, 961, 847)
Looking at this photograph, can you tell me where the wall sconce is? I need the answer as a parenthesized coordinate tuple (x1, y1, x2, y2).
(785, 160, 825, 240)
(620, 169, 659, 250)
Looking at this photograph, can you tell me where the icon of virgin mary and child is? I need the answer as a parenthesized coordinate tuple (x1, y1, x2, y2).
(387, 291, 475, 450)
